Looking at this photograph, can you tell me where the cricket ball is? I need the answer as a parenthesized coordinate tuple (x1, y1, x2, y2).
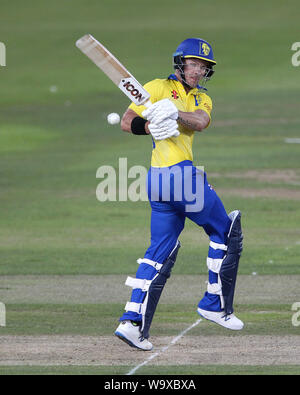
(107, 113, 120, 125)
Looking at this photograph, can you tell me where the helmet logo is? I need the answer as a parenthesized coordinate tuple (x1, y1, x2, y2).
(201, 43, 210, 56)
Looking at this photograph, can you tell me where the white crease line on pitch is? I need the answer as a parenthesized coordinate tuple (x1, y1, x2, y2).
(126, 318, 202, 376)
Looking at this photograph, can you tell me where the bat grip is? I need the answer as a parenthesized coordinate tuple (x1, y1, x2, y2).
(144, 100, 152, 108)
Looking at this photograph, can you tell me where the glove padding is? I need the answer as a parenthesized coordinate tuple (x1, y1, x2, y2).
(142, 98, 178, 124)
(148, 118, 180, 141)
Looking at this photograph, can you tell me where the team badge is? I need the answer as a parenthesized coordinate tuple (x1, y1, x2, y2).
(201, 43, 210, 56)
(171, 90, 179, 99)
(194, 92, 202, 106)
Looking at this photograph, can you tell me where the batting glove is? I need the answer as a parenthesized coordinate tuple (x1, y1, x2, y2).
(142, 98, 178, 124)
(148, 118, 180, 141)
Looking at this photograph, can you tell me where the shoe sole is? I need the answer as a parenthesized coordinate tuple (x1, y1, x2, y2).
(197, 308, 243, 331)
(115, 331, 152, 351)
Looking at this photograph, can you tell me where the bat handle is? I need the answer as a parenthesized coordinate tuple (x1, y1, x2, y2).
(144, 99, 152, 108)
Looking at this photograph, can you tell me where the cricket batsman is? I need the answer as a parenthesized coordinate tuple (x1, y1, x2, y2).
(115, 38, 244, 350)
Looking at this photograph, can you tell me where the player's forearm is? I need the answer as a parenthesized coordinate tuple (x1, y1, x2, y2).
(121, 109, 150, 134)
(177, 110, 209, 132)
(121, 110, 135, 133)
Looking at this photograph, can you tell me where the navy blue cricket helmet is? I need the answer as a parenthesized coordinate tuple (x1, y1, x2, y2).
(173, 38, 216, 83)
(173, 38, 216, 65)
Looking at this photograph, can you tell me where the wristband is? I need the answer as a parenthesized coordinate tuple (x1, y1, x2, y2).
(131, 117, 148, 135)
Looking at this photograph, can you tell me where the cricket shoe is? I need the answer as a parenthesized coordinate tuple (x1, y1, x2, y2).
(115, 320, 153, 351)
(197, 308, 244, 330)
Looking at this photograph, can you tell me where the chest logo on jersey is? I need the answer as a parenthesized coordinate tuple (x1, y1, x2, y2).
(171, 90, 179, 99)
(194, 93, 202, 106)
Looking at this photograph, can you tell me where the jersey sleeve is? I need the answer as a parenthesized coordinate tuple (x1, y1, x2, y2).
(198, 93, 212, 119)
(128, 79, 164, 117)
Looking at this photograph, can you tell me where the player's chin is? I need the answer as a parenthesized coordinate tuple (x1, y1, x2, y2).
(187, 77, 200, 88)
(188, 82, 199, 89)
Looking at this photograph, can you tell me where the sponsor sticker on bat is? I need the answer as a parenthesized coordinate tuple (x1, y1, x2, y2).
(118, 77, 150, 105)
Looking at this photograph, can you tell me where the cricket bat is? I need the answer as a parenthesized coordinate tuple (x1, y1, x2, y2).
(76, 34, 151, 107)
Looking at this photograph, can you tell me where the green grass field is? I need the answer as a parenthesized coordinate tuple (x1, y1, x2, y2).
(0, 0, 300, 376)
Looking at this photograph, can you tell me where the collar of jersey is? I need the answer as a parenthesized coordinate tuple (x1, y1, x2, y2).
(168, 74, 207, 93)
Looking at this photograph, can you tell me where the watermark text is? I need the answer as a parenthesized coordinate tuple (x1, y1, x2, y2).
(96, 158, 205, 212)
(0, 302, 6, 327)
(292, 302, 300, 327)
(0, 42, 6, 67)
(291, 42, 300, 67)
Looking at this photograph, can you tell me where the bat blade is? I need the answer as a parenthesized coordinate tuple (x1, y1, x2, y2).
(76, 34, 151, 106)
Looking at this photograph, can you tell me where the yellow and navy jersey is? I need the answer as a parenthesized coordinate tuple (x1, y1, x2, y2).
(128, 74, 213, 168)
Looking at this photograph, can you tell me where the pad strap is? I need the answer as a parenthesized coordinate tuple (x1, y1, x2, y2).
(207, 281, 225, 308)
(125, 276, 152, 292)
(209, 241, 228, 251)
(124, 302, 141, 313)
(206, 257, 223, 273)
(137, 258, 163, 271)
(207, 282, 222, 295)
